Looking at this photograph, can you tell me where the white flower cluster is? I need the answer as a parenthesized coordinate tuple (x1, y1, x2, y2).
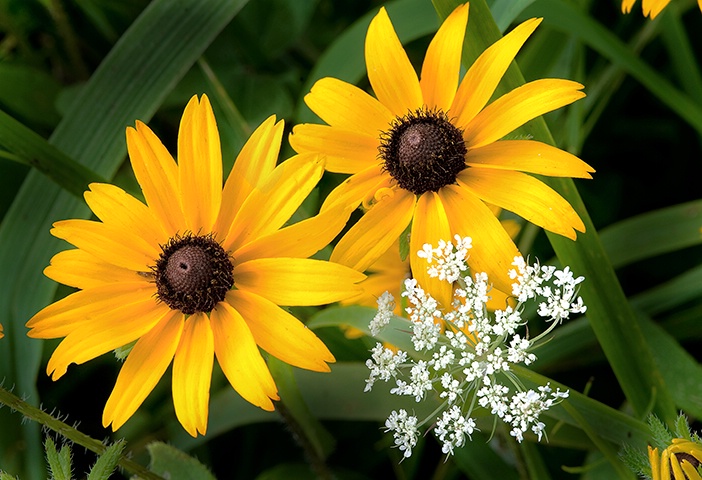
(366, 237, 585, 458)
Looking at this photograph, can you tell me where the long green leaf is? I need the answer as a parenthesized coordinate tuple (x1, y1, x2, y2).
(0, 0, 249, 477)
(434, 0, 675, 422)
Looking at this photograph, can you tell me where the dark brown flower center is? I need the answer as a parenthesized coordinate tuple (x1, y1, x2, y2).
(379, 108, 467, 195)
(154, 233, 234, 314)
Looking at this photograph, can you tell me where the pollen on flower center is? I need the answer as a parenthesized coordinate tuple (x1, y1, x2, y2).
(154, 233, 234, 315)
(379, 108, 467, 195)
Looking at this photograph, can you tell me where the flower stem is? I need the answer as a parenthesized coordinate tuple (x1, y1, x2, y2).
(0, 385, 163, 480)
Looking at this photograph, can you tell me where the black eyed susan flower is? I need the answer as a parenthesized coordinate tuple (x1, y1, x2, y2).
(621, 0, 702, 18)
(649, 439, 702, 480)
(26, 94, 364, 437)
(290, 3, 594, 308)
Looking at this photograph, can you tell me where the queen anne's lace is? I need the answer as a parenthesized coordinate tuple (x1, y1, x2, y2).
(366, 237, 585, 458)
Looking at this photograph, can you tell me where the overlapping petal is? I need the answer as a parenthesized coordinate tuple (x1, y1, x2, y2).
(410, 192, 452, 308)
(320, 163, 389, 212)
(233, 257, 365, 306)
(173, 312, 214, 437)
(211, 301, 279, 411)
(224, 153, 325, 252)
(289, 124, 380, 174)
(365, 7, 423, 115)
(458, 168, 585, 239)
(44, 249, 145, 290)
(465, 140, 594, 178)
(330, 188, 416, 272)
(215, 115, 284, 240)
(452, 17, 541, 128)
(227, 290, 334, 371)
(178, 95, 222, 232)
(126, 121, 184, 236)
(463, 79, 586, 150)
(103, 310, 184, 430)
(302, 77, 393, 135)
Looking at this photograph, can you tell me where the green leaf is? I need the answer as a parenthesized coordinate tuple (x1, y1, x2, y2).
(147, 442, 216, 480)
(0, 0, 250, 477)
(598, 200, 702, 269)
(87, 440, 126, 480)
(0, 64, 61, 130)
(45, 438, 72, 480)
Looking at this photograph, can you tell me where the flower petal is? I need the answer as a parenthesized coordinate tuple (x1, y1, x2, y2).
(458, 168, 584, 239)
(621, 0, 636, 13)
(178, 95, 222, 232)
(126, 120, 184, 236)
(302, 77, 393, 135)
(320, 163, 389, 212)
(465, 140, 594, 178)
(233, 257, 365, 306)
(331, 188, 416, 272)
(44, 249, 145, 290)
(643, 0, 670, 18)
(84, 183, 168, 248)
(289, 124, 380, 174)
(410, 192, 453, 309)
(51, 219, 157, 272)
(46, 297, 169, 380)
(438, 185, 519, 293)
(452, 18, 542, 128)
(103, 310, 183, 431)
(223, 153, 324, 252)
(26, 282, 157, 338)
(420, 3, 469, 111)
(366, 7, 423, 116)
(210, 301, 278, 411)
(463, 79, 585, 150)
(172, 312, 214, 437)
(233, 203, 353, 263)
(215, 115, 284, 241)
(227, 290, 334, 371)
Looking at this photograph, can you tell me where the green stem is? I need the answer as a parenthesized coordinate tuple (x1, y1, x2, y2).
(0, 386, 164, 480)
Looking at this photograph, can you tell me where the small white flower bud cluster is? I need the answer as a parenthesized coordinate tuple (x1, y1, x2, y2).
(366, 237, 584, 459)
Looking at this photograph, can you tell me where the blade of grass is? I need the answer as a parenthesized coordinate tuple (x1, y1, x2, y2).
(432, 0, 675, 423)
(0, 0, 249, 476)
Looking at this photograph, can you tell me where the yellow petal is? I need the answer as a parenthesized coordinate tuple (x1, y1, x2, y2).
(216, 115, 284, 241)
(210, 301, 279, 411)
(643, 0, 670, 18)
(621, 0, 637, 13)
(302, 77, 393, 135)
(27, 281, 157, 338)
(46, 298, 169, 380)
(452, 18, 542, 128)
(126, 121, 184, 236)
(320, 163, 388, 212)
(233, 257, 365, 306)
(223, 153, 325, 252)
(44, 249, 145, 290)
(463, 79, 585, 150)
(178, 95, 222, 232)
(84, 183, 167, 248)
(420, 3, 469, 111)
(331, 188, 416, 272)
(410, 192, 453, 309)
(366, 7, 423, 116)
(465, 140, 594, 178)
(51, 219, 157, 272)
(233, 203, 354, 264)
(289, 124, 380, 174)
(458, 168, 585, 239)
(438, 185, 519, 293)
(172, 312, 214, 437)
(227, 290, 334, 371)
(103, 310, 184, 431)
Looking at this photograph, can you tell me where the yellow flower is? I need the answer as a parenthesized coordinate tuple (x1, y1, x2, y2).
(290, 3, 593, 308)
(649, 438, 702, 480)
(26, 95, 364, 437)
(621, 0, 702, 18)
